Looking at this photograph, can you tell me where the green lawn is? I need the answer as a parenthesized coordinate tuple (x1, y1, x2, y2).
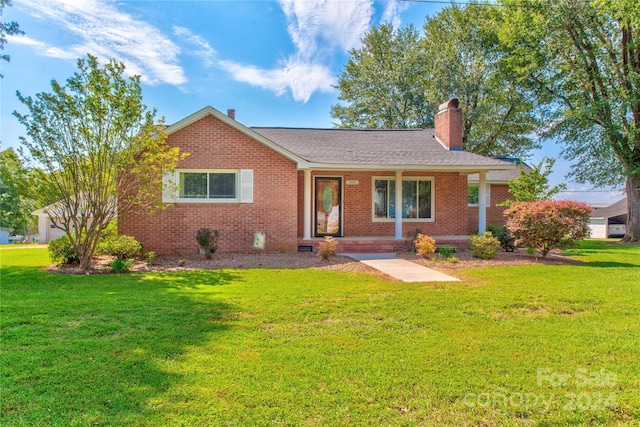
(1, 241, 639, 426)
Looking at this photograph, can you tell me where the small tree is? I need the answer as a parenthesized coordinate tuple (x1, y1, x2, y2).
(14, 55, 185, 270)
(504, 200, 592, 257)
(500, 157, 566, 206)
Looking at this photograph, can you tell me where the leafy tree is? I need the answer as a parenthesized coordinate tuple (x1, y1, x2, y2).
(500, 157, 567, 205)
(1, 0, 24, 77)
(505, 200, 592, 257)
(0, 147, 37, 235)
(500, 0, 640, 241)
(421, 3, 541, 156)
(14, 55, 185, 269)
(332, 4, 541, 158)
(331, 23, 433, 129)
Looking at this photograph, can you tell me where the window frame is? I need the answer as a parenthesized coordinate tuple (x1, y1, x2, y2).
(167, 169, 244, 203)
(372, 176, 435, 223)
(467, 183, 491, 207)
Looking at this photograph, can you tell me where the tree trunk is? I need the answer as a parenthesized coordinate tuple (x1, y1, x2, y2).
(79, 243, 93, 270)
(623, 173, 640, 242)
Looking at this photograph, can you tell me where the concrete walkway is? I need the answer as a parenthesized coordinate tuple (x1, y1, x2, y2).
(346, 253, 460, 283)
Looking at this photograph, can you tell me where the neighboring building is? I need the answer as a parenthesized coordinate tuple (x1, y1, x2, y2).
(589, 198, 627, 238)
(32, 204, 68, 243)
(467, 159, 531, 233)
(119, 99, 517, 255)
(0, 227, 12, 245)
(32, 196, 114, 243)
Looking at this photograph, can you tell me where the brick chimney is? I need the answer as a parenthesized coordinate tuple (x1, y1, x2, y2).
(227, 109, 236, 120)
(434, 98, 462, 151)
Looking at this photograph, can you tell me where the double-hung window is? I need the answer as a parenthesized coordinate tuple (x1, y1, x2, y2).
(373, 177, 434, 221)
(163, 169, 253, 203)
(180, 172, 236, 199)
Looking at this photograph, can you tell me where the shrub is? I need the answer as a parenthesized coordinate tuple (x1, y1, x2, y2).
(109, 258, 133, 273)
(97, 235, 142, 260)
(196, 228, 220, 252)
(446, 257, 459, 264)
(469, 232, 501, 259)
(437, 246, 455, 258)
(318, 236, 338, 261)
(48, 234, 79, 265)
(145, 251, 157, 265)
(414, 233, 436, 259)
(504, 200, 592, 257)
(487, 224, 515, 252)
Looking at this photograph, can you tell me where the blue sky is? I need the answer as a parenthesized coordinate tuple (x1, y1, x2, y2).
(1, 0, 624, 205)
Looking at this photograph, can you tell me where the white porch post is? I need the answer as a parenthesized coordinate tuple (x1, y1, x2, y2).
(478, 170, 487, 233)
(303, 169, 312, 240)
(395, 170, 403, 240)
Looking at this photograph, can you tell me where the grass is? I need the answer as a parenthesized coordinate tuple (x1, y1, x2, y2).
(1, 240, 639, 426)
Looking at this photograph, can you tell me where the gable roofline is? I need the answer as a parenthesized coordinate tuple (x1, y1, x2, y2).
(590, 197, 627, 219)
(164, 106, 310, 168)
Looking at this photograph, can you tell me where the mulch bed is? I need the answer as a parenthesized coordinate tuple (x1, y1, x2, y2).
(46, 247, 581, 276)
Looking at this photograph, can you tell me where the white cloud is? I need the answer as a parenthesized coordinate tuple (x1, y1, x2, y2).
(221, 56, 335, 102)
(278, 0, 373, 55)
(7, 35, 77, 60)
(173, 26, 217, 68)
(381, 0, 409, 29)
(223, 0, 375, 103)
(20, 0, 186, 85)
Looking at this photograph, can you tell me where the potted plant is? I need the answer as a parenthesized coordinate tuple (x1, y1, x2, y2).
(196, 227, 219, 258)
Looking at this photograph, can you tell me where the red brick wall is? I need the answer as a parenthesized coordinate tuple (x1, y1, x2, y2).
(297, 170, 469, 238)
(119, 115, 299, 255)
(468, 184, 511, 233)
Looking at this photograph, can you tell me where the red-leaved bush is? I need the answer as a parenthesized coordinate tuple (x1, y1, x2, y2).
(504, 200, 592, 257)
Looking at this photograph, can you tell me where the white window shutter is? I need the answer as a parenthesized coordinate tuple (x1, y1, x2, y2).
(162, 171, 179, 203)
(240, 169, 253, 203)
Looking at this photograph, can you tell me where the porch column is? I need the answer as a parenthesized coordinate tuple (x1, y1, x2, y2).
(395, 170, 403, 240)
(303, 169, 312, 240)
(478, 170, 487, 233)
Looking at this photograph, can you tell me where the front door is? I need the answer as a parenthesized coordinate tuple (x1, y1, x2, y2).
(314, 177, 342, 237)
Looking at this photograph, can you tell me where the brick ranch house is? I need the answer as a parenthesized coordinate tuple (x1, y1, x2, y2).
(119, 99, 518, 255)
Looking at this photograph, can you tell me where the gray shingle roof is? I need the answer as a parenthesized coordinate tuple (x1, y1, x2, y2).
(252, 127, 513, 169)
(591, 198, 627, 219)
